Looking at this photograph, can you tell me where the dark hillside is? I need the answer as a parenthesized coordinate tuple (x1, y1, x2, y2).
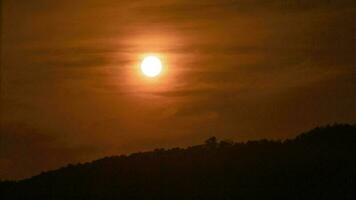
(1, 124, 355, 199)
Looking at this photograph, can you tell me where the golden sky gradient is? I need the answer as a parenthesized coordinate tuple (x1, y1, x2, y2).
(1, 0, 356, 179)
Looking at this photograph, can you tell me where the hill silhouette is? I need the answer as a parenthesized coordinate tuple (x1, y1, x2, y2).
(1, 124, 355, 199)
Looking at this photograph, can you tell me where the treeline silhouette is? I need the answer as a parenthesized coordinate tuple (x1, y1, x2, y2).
(1, 124, 355, 199)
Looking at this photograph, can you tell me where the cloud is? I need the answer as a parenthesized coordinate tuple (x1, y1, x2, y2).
(1, 0, 356, 179)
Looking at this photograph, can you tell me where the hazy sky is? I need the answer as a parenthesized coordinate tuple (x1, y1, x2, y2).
(1, 0, 356, 179)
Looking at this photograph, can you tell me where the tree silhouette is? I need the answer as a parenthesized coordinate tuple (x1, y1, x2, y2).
(205, 136, 218, 148)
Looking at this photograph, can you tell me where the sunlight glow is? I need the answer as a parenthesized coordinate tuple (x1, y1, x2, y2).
(140, 56, 162, 77)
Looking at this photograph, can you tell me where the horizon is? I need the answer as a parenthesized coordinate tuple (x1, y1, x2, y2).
(2, 123, 355, 182)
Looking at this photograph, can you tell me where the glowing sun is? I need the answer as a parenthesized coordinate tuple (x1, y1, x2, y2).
(140, 56, 162, 77)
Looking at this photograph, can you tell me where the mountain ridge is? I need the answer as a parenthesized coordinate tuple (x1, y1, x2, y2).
(1, 124, 355, 199)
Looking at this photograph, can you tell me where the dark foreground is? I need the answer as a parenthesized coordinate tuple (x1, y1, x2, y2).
(1, 124, 355, 199)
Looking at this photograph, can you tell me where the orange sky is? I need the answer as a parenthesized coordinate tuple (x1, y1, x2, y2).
(1, 0, 356, 179)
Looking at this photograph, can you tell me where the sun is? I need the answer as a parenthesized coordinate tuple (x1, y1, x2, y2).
(140, 56, 162, 77)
